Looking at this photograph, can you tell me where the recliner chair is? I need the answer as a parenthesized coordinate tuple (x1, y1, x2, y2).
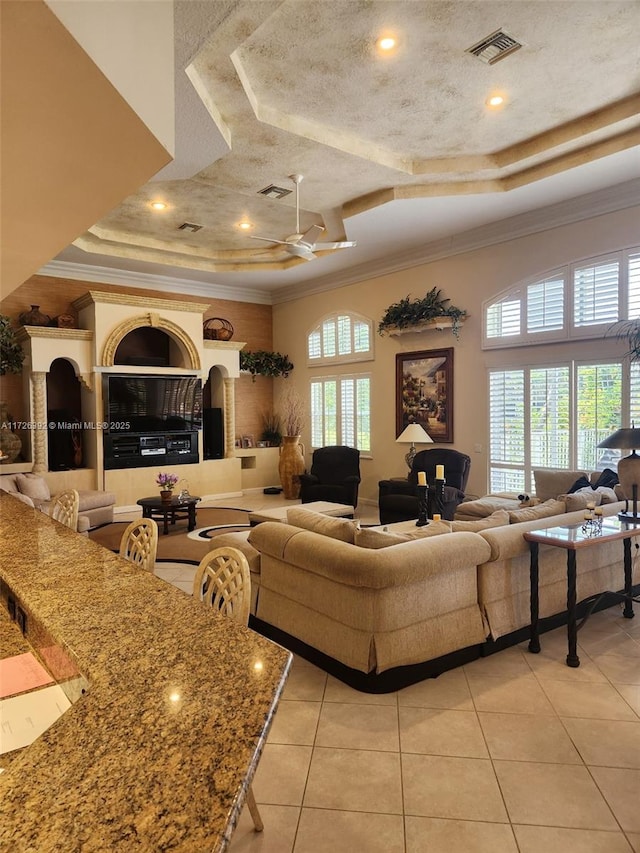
(378, 448, 471, 524)
(298, 445, 361, 508)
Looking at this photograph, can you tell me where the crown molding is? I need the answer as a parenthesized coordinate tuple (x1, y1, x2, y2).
(273, 178, 640, 303)
(37, 260, 274, 305)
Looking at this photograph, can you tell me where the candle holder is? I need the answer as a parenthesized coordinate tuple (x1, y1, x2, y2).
(416, 484, 429, 527)
(433, 477, 445, 519)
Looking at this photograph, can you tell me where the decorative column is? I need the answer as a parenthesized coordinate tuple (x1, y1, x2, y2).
(31, 371, 48, 473)
(223, 377, 236, 458)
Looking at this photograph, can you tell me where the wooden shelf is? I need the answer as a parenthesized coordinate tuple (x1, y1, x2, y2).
(382, 317, 465, 337)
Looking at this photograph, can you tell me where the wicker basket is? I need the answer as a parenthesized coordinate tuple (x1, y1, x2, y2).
(203, 317, 234, 341)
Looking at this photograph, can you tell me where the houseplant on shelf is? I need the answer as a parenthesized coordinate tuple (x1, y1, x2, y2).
(378, 288, 467, 339)
(277, 388, 306, 499)
(156, 472, 179, 502)
(239, 350, 294, 381)
(260, 410, 282, 447)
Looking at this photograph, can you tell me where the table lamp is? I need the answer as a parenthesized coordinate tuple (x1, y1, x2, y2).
(396, 423, 433, 470)
(597, 426, 640, 522)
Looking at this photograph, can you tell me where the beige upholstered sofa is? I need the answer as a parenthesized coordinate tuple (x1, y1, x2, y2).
(0, 472, 115, 531)
(215, 481, 637, 690)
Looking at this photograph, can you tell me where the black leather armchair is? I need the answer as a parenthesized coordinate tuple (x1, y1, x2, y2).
(299, 445, 361, 508)
(378, 448, 471, 524)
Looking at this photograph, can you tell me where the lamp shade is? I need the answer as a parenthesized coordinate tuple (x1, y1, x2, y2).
(396, 424, 433, 445)
(597, 428, 640, 449)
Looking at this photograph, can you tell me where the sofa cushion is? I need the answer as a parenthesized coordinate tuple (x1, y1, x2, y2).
(595, 486, 620, 504)
(286, 507, 357, 543)
(567, 475, 592, 493)
(450, 510, 510, 532)
(507, 499, 565, 523)
(533, 469, 589, 501)
(561, 488, 602, 513)
(77, 490, 116, 512)
(454, 495, 520, 520)
(354, 521, 451, 549)
(0, 474, 19, 493)
(15, 473, 50, 502)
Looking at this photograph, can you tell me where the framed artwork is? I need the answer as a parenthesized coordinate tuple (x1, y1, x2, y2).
(242, 434, 254, 448)
(396, 347, 454, 443)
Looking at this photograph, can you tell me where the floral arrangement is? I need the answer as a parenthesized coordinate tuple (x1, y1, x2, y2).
(156, 472, 179, 491)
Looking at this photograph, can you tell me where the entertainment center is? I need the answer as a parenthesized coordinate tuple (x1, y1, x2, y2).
(102, 374, 202, 470)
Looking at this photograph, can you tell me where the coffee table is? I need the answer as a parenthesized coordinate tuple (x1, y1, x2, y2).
(248, 500, 354, 526)
(524, 517, 640, 667)
(137, 495, 201, 535)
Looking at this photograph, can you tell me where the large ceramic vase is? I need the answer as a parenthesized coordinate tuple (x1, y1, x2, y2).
(278, 435, 305, 499)
(0, 403, 22, 463)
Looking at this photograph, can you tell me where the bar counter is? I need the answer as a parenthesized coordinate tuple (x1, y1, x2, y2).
(0, 494, 291, 852)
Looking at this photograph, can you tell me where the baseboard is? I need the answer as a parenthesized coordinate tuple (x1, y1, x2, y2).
(248, 616, 480, 693)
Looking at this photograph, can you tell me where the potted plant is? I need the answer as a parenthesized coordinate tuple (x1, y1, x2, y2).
(0, 315, 25, 376)
(156, 472, 179, 502)
(239, 350, 294, 381)
(609, 318, 640, 362)
(260, 410, 282, 447)
(378, 288, 467, 339)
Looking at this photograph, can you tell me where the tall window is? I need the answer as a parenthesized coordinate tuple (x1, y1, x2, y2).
(310, 375, 371, 451)
(307, 311, 372, 452)
(489, 362, 623, 494)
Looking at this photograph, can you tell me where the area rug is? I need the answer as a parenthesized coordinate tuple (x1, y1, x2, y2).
(89, 507, 251, 564)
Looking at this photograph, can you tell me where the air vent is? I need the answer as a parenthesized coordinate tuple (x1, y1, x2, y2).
(257, 184, 293, 200)
(466, 30, 522, 64)
(178, 222, 202, 232)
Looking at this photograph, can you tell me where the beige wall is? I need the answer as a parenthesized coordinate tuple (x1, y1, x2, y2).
(272, 206, 639, 504)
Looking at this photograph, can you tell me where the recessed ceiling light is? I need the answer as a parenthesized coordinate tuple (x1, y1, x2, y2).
(378, 36, 396, 51)
(487, 94, 505, 108)
(237, 220, 252, 230)
(150, 201, 167, 210)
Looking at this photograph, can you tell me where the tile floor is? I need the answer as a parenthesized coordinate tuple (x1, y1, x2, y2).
(150, 495, 640, 852)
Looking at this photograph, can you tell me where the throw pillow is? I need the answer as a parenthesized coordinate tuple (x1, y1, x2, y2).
(561, 488, 602, 513)
(355, 521, 452, 549)
(593, 486, 619, 505)
(507, 499, 565, 523)
(450, 510, 509, 532)
(591, 468, 619, 489)
(286, 507, 357, 543)
(533, 469, 589, 502)
(15, 473, 50, 502)
(567, 475, 592, 494)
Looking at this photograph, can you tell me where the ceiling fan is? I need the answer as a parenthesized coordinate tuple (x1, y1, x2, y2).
(250, 174, 356, 261)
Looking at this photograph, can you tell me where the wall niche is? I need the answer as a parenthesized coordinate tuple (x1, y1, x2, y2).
(47, 358, 84, 470)
(114, 327, 171, 367)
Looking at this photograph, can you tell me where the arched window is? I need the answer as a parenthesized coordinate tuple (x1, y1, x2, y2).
(307, 312, 373, 364)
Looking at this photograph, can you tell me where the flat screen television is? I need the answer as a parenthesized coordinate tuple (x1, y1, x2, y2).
(104, 374, 202, 433)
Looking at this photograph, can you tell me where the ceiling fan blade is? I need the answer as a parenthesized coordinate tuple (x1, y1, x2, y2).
(313, 240, 357, 250)
(250, 235, 293, 246)
(285, 243, 317, 261)
(297, 224, 324, 249)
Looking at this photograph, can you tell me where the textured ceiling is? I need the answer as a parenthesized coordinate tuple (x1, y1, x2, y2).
(66, 0, 640, 290)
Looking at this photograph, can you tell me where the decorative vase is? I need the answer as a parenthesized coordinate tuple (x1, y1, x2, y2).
(0, 403, 22, 463)
(160, 490, 173, 503)
(18, 305, 51, 327)
(278, 435, 305, 499)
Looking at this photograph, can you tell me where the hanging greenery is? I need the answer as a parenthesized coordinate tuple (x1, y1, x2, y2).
(0, 315, 25, 375)
(240, 350, 294, 380)
(378, 288, 467, 339)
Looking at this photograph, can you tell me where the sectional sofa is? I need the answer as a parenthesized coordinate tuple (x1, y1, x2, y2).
(213, 472, 638, 691)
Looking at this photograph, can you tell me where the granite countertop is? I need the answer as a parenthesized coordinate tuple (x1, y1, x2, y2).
(0, 494, 292, 852)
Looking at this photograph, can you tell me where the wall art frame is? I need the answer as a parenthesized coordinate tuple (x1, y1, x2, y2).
(396, 347, 454, 443)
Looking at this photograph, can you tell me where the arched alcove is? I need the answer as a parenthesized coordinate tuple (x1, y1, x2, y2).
(202, 365, 226, 459)
(114, 326, 171, 366)
(47, 358, 84, 470)
(101, 313, 201, 369)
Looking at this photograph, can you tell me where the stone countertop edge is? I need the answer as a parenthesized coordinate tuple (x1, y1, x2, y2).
(0, 494, 292, 852)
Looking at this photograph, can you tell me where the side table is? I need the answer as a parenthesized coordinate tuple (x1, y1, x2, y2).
(524, 518, 640, 667)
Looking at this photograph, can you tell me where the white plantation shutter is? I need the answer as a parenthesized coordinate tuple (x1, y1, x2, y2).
(486, 299, 521, 338)
(576, 363, 621, 470)
(628, 251, 640, 319)
(530, 367, 569, 467)
(311, 375, 370, 451)
(308, 313, 372, 362)
(527, 277, 564, 333)
(630, 362, 640, 427)
(489, 370, 525, 491)
(574, 259, 619, 326)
